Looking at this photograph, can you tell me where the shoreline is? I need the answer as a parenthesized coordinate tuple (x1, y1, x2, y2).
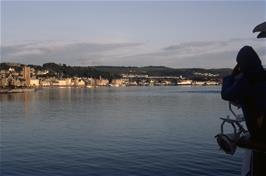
(0, 85, 221, 93)
(0, 88, 36, 94)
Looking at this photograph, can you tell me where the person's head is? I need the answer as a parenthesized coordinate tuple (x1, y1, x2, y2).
(236, 46, 262, 73)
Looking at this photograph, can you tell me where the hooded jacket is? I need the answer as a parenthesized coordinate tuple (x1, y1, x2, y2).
(221, 46, 266, 141)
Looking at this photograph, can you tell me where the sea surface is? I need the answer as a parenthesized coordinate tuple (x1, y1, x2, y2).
(1, 86, 245, 176)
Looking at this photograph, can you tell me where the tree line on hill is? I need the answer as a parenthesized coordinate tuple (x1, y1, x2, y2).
(0, 62, 232, 80)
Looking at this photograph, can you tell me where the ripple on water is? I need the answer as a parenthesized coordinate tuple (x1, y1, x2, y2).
(1, 87, 242, 176)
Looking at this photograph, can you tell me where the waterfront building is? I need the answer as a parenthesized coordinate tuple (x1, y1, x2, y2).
(95, 78, 109, 86)
(71, 78, 86, 87)
(149, 80, 155, 86)
(23, 66, 31, 87)
(14, 78, 25, 87)
(206, 81, 219, 85)
(111, 79, 128, 87)
(192, 81, 206, 86)
(177, 80, 192, 85)
(65, 78, 72, 86)
(163, 80, 173, 85)
(85, 78, 96, 87)
(77, 79, 85, 87)
(0, 77, 8, 88)
(6, 74, 17, 87)
(40, 80, 51, 87)
(53, 80, 67, 87)
(139, 80, 149, 86)
(30, 79, 40, 87)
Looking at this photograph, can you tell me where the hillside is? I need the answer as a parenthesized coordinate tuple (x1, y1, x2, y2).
(0, 62, 232, 79)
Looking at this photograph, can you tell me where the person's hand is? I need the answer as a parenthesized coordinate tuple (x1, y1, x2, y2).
(231, 64, 240, 77)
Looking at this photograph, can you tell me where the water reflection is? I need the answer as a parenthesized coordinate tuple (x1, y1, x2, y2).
(1, 87, 243, 176)
(1, 92, 32, 116)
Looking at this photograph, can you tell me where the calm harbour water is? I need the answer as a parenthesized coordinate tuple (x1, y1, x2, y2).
(1, 86, 244, 176)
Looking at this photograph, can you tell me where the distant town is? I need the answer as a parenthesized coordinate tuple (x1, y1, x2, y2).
(0, 63, 232, 90)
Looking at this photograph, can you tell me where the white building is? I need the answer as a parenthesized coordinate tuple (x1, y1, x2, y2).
(95, 79, 109, 86)
(177, 80, 192, 85)
(193, 81, 206, 86)
(41, 80, 51, 87)
(206, 81, 219, 85)
(30, 79, 40, 87)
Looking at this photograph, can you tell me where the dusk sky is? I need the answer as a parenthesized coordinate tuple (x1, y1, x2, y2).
(1, 0, 266, 68)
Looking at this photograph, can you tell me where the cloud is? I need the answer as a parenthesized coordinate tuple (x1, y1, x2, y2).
(163, 38, 264, 57)
(1, 41, 143, 65)
(119, 38, 266, 68)
(1, 38, 265, 68)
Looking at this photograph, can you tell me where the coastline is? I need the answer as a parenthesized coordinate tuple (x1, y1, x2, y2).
(0, 84, 222, 94)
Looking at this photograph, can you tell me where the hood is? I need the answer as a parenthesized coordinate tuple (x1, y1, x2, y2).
(236, 46, 266, 83)
(236, 46, 262, 72)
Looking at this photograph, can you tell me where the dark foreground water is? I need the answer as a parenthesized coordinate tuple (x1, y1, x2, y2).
(1, 87, 244, 176)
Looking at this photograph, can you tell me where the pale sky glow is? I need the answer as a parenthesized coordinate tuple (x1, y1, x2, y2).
(1, 1, 266, 68)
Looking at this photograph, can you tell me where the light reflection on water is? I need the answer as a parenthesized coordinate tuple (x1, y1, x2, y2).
(1, 86, 243, 176)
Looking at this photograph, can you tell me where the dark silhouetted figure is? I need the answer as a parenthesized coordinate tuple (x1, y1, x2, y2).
(221, 46, 266, 176)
